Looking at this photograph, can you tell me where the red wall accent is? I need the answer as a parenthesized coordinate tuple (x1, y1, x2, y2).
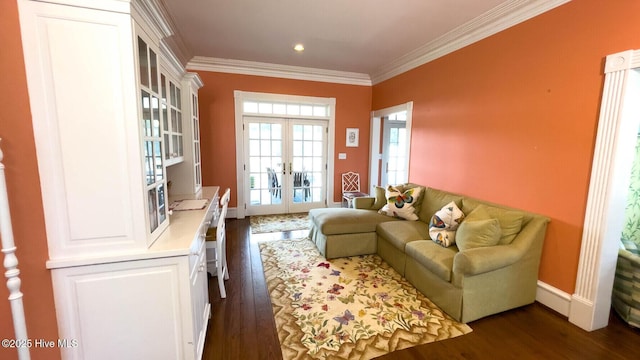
(195, 71, 372, 205)
(0, 1, 61, 359)
(372, 0, 640, 293)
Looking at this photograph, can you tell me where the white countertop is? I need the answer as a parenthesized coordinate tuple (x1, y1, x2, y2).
(47, 186, 220, 269)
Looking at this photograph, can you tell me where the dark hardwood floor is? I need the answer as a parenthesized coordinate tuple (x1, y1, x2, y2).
(203, 218, 640, 359)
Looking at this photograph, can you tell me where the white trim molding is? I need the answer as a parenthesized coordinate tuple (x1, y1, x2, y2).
(188, 57, 372, 86)
(570, 49, 640, 331)
(369, 102, 414, 190)
(233, 91, 336, 218)
(370, 0, 571, 84)
(183, 1, 569, 86)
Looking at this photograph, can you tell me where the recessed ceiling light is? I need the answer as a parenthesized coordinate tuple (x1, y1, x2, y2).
(294, 44, 304, 52)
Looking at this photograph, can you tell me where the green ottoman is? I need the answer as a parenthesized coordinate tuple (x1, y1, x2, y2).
(308, 208, 398, 259)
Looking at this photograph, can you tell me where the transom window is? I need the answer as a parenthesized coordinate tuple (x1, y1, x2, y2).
(243, 101, 330, 118)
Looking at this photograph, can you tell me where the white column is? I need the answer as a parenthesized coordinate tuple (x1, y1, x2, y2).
(0, 139, 31, 359)
(570, 50, 640, 330)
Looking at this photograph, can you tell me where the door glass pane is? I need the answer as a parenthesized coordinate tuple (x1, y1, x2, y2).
(291, 123, 324, 204)
(152, 96, 160, 137)
(154, 141, 163, 181)
(137, 37, 149, 88)
(150, 49, 158, 93)
(161, 74, 167, 101)
(141, 91, 151, 137)
(158, 184, 166, 223)
(247, 121, 283, 206)
(144, 141, 154, 185)
(147, 188, 158, 232)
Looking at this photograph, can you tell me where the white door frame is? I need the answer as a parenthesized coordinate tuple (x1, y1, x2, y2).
(369, 102, 413, 190)
(234, 91, 336, 218)
(570, 50, 640, 330)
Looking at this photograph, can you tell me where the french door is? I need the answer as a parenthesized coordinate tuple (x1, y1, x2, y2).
(244, 117, 327, 215)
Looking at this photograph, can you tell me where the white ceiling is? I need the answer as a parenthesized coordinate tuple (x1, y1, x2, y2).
(159, 0, 569, 84)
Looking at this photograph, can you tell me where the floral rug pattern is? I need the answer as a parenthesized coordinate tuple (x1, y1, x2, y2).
(251, 213, 311, 234)
(259, 238, 472, 359)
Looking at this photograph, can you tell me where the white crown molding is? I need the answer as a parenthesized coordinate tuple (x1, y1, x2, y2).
(178, 0, 569, 87)
(132, 0, 175, 40)
(370, 0, 571, 84)
(187, 57, 372, 86)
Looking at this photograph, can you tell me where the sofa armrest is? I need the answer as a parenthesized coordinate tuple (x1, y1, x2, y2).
(353, 196, 376, 209)
(453, 216, 549, 276)
(453, 245, 522, 276)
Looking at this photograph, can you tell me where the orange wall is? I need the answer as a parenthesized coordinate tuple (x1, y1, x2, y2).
(195, 71, 372, 205)
(372, 0, 640, 293)
(0, 1, 61, 359)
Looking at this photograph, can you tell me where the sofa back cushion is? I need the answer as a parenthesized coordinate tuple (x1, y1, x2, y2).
(419, 188, 464, 224)
(456, 217, 502, 251)
(463, 204, 524, 245)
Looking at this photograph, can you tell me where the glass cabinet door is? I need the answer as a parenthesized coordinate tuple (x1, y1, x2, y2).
(162, 78, 184, 165)
(138, 35, 167, 235)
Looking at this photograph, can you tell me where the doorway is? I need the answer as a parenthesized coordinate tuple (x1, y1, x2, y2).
(370, 102, 413, 189)
(234, 91, 336, 218)
(244, 117, 327, 215)
(571, 50, 640, 330)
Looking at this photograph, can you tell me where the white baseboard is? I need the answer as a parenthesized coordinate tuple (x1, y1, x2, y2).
(536, 280, 571, 317)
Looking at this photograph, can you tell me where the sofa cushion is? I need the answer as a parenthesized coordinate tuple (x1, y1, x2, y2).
(464, 204, 523, 245)
(395, 183, 427, 216)
(309, 208, 398, 235)
(418, 188, 464, 224)
(429, 201, 465, 247)
(378, 185, 423, 220)
(372, 186, 386, 210)
(376, 220, 429, 252)
(456, 218, 502, 251)
(405, 240, 458, 282)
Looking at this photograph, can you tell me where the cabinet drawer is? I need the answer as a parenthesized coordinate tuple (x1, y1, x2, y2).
(189, 234, 206, 280)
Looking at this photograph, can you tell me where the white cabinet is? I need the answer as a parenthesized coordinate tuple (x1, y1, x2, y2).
(18, 0, 154, 257)
(167, 73, 204, 196)
(52, 256, 193, 360)
(17, 0, 212, 358)
(137, 28, 170, 238)
(162, 71, 185, 166)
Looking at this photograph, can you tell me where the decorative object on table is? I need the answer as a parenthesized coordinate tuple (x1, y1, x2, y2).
(346, 128, 359, 147)
(169, 199, 209, 211)
(259, 238, 472, 360)
(341, 171, 368, 208)
(250, 213, 310, 234)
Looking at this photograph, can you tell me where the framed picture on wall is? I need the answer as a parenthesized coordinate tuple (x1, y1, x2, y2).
(346, 128, 359, 147)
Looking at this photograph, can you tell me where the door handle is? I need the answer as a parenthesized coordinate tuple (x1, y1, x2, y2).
(282, 163, 286, 175)
(289, 163, 292, 175)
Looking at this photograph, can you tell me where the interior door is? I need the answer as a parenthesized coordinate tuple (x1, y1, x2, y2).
(244, 117, 327, 215)
(381, 119, 408, 186)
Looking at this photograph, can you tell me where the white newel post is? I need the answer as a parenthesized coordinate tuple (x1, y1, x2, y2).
(570, 50, 640, 331)
(0, 139, 30, 360)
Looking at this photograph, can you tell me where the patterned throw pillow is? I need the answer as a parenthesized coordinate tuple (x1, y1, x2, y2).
(378, 185, 422, 220)
(429, 201, 465, 247)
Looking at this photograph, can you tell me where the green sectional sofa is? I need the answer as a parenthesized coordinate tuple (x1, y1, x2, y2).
(308, 185, 550, 323)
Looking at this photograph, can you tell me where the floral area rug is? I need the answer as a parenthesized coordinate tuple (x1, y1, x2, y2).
(251, 213, 311, 234)
(259, 238, 472, 359)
